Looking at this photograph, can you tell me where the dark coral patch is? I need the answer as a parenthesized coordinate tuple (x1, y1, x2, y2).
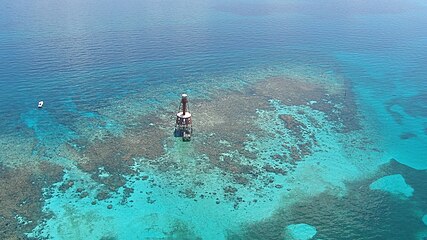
(179, 188, 197, 199)
(0, 162, 64, 239)
(164, 221, 202, 239)
(386, 92, 427, 125)
(67, 117, 170, 198)
(263, 164, 287, 175)
(400, 132, 417, 140)
(254, 77, 360, 132)
(96, 191, 111, 201)
(279, 114, 307, 137)
(193, 91, 271, 161)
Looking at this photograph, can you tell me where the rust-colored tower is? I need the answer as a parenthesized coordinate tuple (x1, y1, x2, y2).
(175, 94, 192, 141)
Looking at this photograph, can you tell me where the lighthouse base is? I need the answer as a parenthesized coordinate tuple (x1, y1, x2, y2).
(174, 127, 192, 141)
(182, 131, 191, 141)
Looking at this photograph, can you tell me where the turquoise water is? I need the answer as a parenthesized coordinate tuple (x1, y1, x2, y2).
(1, 0, 426, 239)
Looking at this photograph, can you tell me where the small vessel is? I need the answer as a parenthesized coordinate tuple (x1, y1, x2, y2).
(38, 101, 44, 108)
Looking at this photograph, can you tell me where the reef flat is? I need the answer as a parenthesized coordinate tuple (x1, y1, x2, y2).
(0, 63, 389, 239)
(1, 62, 425, 239)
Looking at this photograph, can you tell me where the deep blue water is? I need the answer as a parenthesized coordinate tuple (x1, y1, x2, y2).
(3, 0, 426, 131)
(1, 0, 427, 239)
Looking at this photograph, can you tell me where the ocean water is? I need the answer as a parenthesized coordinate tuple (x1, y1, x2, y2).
(1, 0, 426, 239)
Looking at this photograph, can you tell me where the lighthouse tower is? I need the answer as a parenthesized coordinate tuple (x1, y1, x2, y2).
(175, 94, 192, 141)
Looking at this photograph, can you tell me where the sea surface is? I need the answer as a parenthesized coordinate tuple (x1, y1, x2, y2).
(1, 0, 426, 239)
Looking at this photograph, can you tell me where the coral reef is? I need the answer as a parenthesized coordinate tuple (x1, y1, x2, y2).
(69, 114, 170, 193)
(0, 161, 63, 239)
(230, 160, 427, 240)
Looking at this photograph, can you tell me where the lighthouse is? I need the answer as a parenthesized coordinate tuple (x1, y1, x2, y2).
(175, 94, 192, 141)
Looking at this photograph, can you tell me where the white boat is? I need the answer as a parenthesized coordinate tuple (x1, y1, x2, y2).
(38, 101, 44, 108)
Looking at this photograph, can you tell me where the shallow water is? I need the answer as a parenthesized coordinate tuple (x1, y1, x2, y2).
(1, 0, 426, 239)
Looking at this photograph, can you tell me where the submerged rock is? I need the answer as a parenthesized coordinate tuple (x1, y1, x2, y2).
(369, 174, 414, 198)
(286, 223, 317, 240)
(263, 164, 287, 175)
(79, 192, 89, 198)
(59, 180, 75, 192)
(224, 186, 238, 195)
(279, 114, 307, 135)
(96, 191, 111, 201)
(179, 188, 196, 199)
(400, 132, 416, 140)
